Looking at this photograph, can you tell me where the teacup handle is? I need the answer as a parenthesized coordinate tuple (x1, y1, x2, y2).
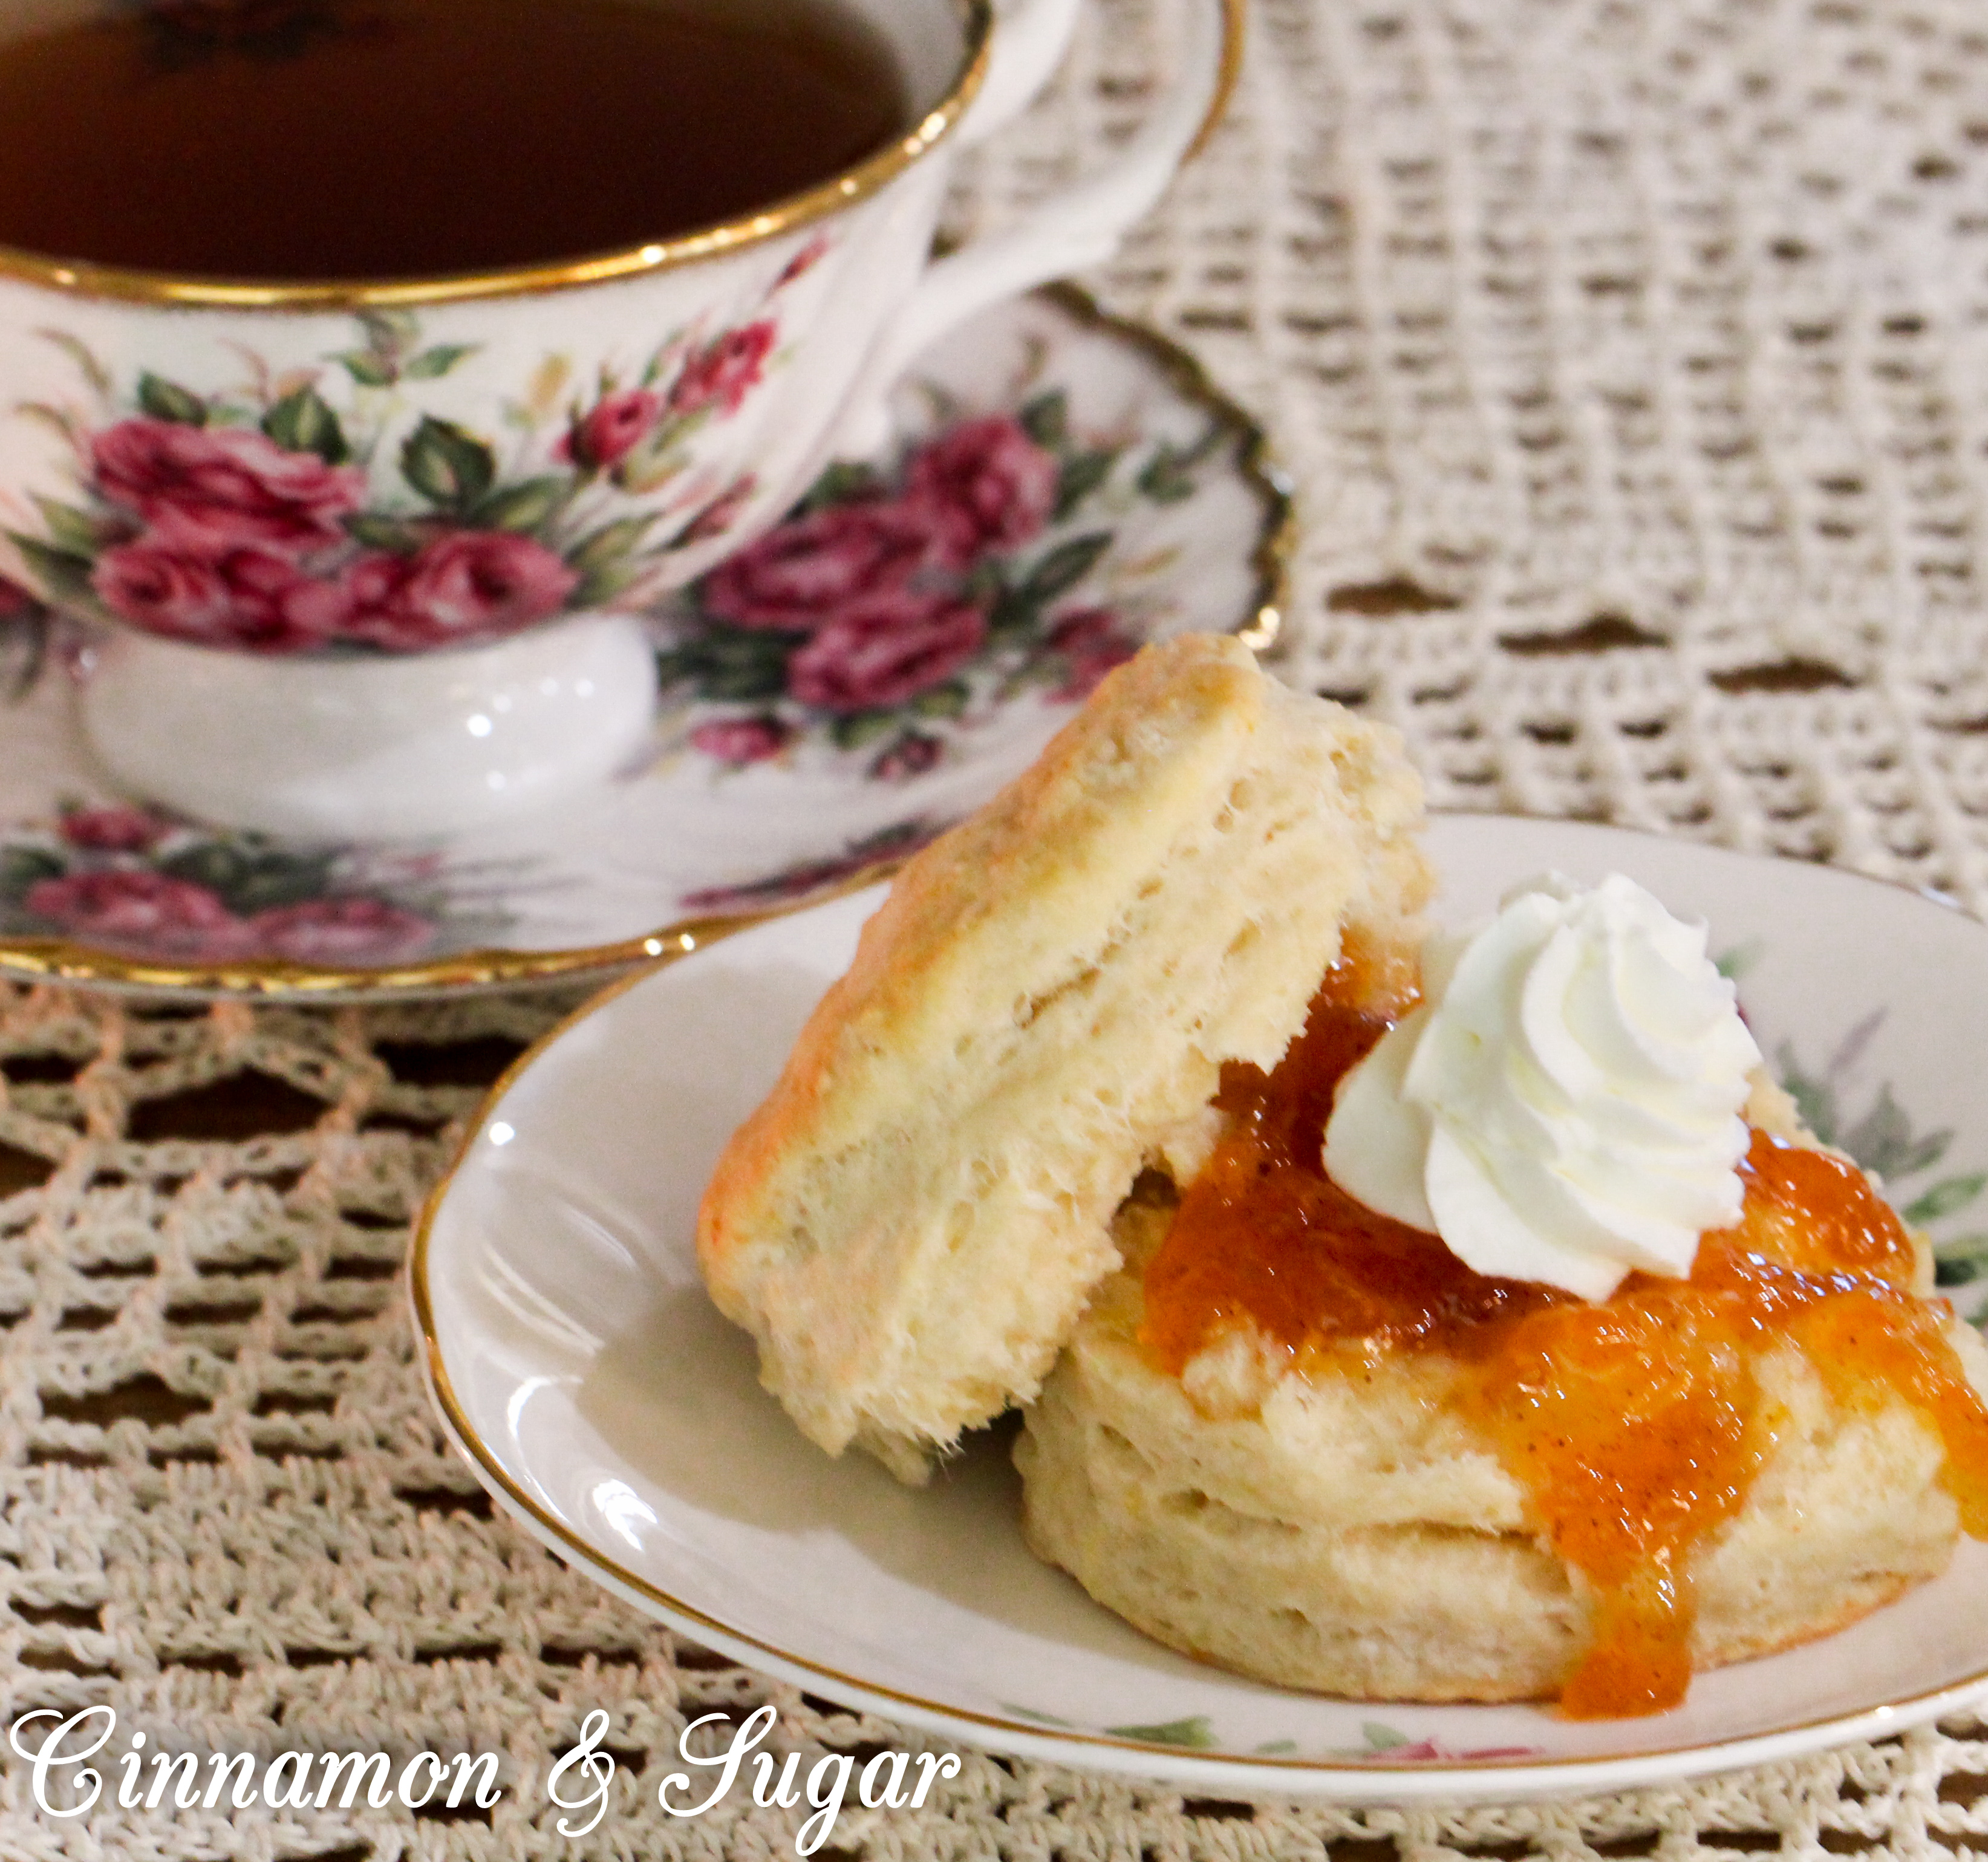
(954, 0, 1086, 147)
(849, 0, 1237, 415)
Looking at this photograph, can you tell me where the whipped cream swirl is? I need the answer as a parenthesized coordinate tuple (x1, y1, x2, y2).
(1322, 873, 1761, 1299)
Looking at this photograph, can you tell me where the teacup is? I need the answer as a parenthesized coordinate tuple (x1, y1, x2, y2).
(0, 0, 1234, 838)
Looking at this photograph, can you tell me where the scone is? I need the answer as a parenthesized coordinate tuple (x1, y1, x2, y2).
(1015, 929, 1988, 1715)
(697, 628, 1988, 1716)
(697, 632, 1432, 1481)
(1017, 1168, 1972, 1708)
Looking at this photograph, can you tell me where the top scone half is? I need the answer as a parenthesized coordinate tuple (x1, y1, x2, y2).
(697, 633, 1433, 1482)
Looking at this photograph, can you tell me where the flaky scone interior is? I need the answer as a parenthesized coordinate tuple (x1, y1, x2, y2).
(1020, 1190, 1969, 1705)
(697, 634, 1430, 1482)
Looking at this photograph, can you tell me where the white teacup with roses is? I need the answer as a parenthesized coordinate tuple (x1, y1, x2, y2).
(0, 0, 1234, 837)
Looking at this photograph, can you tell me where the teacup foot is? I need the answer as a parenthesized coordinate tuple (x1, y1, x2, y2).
(76, 617, 660, 841)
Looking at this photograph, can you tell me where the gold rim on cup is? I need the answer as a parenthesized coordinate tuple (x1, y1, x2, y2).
(0, 0, 1244, 308)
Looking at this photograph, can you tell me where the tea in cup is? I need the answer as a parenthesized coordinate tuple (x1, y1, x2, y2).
(0, 0, 1233, 837)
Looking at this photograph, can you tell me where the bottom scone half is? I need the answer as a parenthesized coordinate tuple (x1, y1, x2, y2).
(1018, 1183, 1969, 1706)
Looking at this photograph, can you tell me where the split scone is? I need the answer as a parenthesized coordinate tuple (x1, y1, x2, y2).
(697, 632, 1432, 1481)
(698, 630, 1988, 1716)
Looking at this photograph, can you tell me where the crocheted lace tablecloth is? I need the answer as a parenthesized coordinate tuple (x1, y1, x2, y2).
(948, 0, 1988, 913)
(11, 0, 1988, 1855)
(1, 988, 1984, 1862)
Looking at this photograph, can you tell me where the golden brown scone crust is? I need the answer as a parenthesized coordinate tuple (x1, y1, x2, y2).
(1017, 1191, 1963, 1702)
(698, 634, 1432, 1481)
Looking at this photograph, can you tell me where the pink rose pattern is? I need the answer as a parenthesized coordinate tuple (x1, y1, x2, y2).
(247, 896, 435, 965)
(774, 234, 832, 290)
(688, 716, 792, 766)
(1047, 607, 1141, 701)
(703, 503, 946, 631)
(905, 415, 1061, 567)
(564, 389, 663, 470)
(869, 733, 943, 783)
(2, 336, 1221, 956)
(59, 806, 170, 853)
(15, 278, 802, 658)
(93, 539, 327, 653)
(662, 391, 1165, 780)
(23, 868, 241, 959)
(330, 532, 579, 652)
(668, 323, 777, 417)
(787, 591, 988, 713)
(91, 419, 365, 556)
(0, 802, 480, 967)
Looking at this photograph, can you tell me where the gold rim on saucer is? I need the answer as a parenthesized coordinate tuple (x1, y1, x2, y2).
(0, 0, 1244, 308)
(1194, 0, 1246, 160)
(0, 282, 1293, 1000)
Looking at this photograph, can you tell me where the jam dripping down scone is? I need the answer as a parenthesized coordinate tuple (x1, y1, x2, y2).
(1016, 934, 1988, 1716)
(698, 631, 1988, 1715)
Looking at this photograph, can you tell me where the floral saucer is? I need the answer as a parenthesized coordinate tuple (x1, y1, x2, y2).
(0, 287, 1288, 998)
(414, 817, 1988, 1802)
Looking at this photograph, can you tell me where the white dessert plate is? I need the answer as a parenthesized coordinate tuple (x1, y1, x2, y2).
(0, 286, 1284, 1000)
(412, 815, 1988, 1802)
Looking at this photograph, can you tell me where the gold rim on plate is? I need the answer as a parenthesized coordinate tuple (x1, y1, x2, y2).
(0, 0, 1246, 307)
(406, 824, 1988, 1785)
(0, 283, 1294, 999)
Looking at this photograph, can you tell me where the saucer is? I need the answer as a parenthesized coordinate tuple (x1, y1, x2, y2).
(0, 286, 1288, 1000)
(413, 816, 1988, 1800)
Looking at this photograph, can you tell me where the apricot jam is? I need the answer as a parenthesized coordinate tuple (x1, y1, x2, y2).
(1139, 945, 1988, 1717)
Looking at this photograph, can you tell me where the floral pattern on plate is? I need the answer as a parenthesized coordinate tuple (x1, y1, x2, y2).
(0, 287, 1288, 995)
(1775, 1021, 1988, 1319)
(656, 383, 1223, 782)
(0, 801, 512, 965)
(8, 255, 810, 656)
(1009, 1710, 1543, 1762)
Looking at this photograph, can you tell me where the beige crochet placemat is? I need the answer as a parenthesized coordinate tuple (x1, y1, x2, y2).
(948, 0, 1988, 913)
(1, 984, 1986, 1862)
(11, 0, 1988, 1853)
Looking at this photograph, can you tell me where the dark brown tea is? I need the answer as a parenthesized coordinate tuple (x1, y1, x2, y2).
(0, 0, 913, 280)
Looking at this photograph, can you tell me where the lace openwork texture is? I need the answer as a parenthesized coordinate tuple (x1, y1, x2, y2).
(949, 0, 1988, 905)
(10, 0, 1988, 1853)
(0, 991, 1984, 1859)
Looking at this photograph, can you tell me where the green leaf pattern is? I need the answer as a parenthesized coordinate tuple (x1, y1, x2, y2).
(262, 385, 348, 464)
(970, 1704, 1543, 1767)
(1103, 1716, 1216, 1748)
(399, 416, 495, 510)
(7, 276, 801, 655)
(137, 372, 207, 426)
(1775, 1026, 1988, 1307)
